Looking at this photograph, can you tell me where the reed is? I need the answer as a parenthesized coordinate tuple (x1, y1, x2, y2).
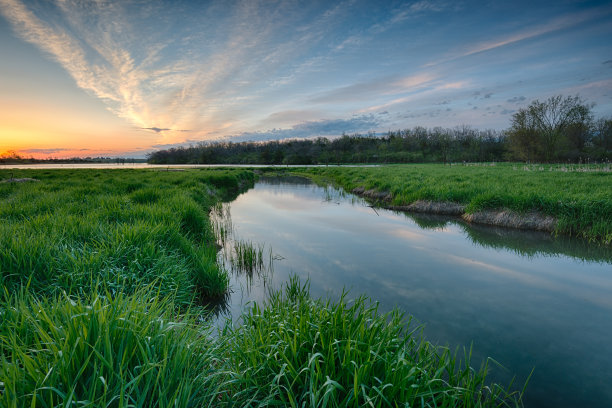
(219, 276, 525, 407)
(0, 286, 223, 408)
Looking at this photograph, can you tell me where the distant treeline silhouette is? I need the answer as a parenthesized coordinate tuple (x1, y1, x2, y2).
(148, 127, 508, 165)
(148, 96, 611, 165)
(0, 151, 145, 165)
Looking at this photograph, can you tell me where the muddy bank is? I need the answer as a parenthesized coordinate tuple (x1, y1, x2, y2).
(351, 187, 557, 233)
(389, 200, 466, 216)
(462, 210, 556, 232)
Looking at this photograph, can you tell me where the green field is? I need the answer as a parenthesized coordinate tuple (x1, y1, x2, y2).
(0, 168, 525, 407)
(291, 163, 612, 245)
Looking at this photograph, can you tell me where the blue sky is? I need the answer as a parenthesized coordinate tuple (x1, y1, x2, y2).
(1, 0, 611, 158)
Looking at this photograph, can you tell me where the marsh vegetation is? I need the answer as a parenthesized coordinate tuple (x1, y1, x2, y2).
(0, 168, 527, 407)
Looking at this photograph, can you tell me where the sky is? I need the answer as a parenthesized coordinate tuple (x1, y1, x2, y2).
(1, 0, 611, 159)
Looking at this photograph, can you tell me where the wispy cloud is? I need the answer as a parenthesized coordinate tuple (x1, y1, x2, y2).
(0, 0, 357, 141)
(507, 96, 527, 103)
(424, 5, 612, 67)
(141, 127, 191, 134)
(19, 148, 71, 154)
(388, 0, 448, 25)
(357, 79, 470, 113)
(230, 115, 380, 142)
(0, 0, 186, 130)
(310, 73, 436, 104)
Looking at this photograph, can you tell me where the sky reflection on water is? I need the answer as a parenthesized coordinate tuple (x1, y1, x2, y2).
(216, 177, 612, 408)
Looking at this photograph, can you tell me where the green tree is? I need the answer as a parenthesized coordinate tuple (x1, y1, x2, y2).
(508, 95, 593, 162)
(507, 109, 539, 162)
(591, 117, 612, 160)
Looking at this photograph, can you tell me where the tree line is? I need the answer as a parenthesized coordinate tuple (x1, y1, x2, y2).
(0, 151, 145, 165)
(147, 95, 610, 165)
(148, 127, 508, 165)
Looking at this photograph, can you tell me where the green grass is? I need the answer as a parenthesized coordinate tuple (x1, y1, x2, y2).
(289, 163, 612, 244)
(0, 286, 223, 408)
(230, 239, 267, 274)
(218, 277, 524, 407)
(0, 167, 525, 407)
(0, 168, 254, 302)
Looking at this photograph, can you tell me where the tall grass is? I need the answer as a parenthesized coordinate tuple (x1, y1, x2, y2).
(0, 168, 254, 303)
(0, 286, 223, 408)
(219, 277, 524, 407)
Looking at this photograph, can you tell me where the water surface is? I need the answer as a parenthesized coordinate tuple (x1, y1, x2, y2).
(216, 177, 612, 408)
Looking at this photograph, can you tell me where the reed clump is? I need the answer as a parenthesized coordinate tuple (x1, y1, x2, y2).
(219, 277, 524, 407)
(0, 287, 222, 408)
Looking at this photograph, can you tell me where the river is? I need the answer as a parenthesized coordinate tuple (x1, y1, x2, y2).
(213, 176, 612, 408)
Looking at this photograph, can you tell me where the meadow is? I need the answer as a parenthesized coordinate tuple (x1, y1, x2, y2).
(0, 168, 524, 407)
(292, 163, 612, 245)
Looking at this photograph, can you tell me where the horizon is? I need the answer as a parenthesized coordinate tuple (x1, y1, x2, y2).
(1, 0, 611, 159)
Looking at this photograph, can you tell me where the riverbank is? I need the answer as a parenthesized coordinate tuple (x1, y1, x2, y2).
(289, 163, 612, 245)
(357, 190, 557, 232)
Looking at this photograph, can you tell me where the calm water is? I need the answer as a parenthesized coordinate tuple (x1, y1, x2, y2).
(215, 177, 612, 408)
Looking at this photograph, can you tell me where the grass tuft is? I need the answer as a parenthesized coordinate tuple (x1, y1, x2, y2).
(0, 287, 221, 408)
(220, 276, 524, 407)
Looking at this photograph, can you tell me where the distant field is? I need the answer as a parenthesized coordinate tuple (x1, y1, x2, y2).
(293, 163, 612, 245)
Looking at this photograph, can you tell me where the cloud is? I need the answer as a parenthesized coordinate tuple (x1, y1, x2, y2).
(0, 0, 186, 129)
(19, 148, 70, 154)
(500, 109, 515, 115)
(334, 35, 363, 51)
(507, 96, 526, 103)
(143, 127, 171, 133)
(604, 60, 612, 66)
(357, 80, 470, 113)
(141, 127, 189, 134)
(151, 140, 202, 149)
(397, 108, 450, 120)
(264, 110, 324, 125)
(310, 73, 436, 104)
(0, 0, 357, 139)
(230, 115, 381, 142)
(473, 91, 492, 100)
(387, 0, 448, 26)
(424, 5, 612, 67)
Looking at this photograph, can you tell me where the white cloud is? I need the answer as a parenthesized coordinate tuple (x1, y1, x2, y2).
(310, 73, 437, 104)
(424, 4, 612, 67)
(0, 0, 353, 141)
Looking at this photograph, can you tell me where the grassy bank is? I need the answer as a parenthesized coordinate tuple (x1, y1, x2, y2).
(289, 163, 612, 245)
(0, 168, 524, 407)
(0, 168, 254, 303)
